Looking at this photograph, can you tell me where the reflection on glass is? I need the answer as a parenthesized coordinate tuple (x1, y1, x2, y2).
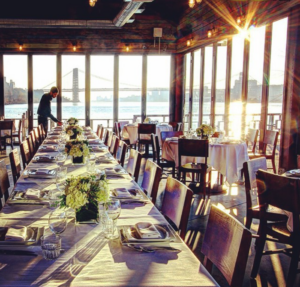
(192, 49, 201, 129)
(215, 41, 227, 131)
(33, 55, 56, 127)
(184, 53, 191, 130)
(229, 35, 244, 138)
(4, 55, 28, 118)
(246, 26, 265, 134)
(91, 56, 114, 129)
(119, 56, 142, 122)
(147, 56, 170, 123)
(268, 17, 288, 132)
(62, 56, 86, 124)
(203, 46, 213, 125)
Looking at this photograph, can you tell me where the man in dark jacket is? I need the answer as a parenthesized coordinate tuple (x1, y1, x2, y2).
(37, 86, 62, 134)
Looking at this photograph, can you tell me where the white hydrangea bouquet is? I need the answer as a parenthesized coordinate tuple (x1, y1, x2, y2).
(65, 139, 90, 164)
(58, 174, 109, 223)
(144, 117, 151, 123)
(196, 124, 215, 138)
(67, 117, 79, 125)
(65, 125, 83, 139)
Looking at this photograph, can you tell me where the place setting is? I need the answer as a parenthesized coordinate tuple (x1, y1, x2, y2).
(111, 187, 149, 205)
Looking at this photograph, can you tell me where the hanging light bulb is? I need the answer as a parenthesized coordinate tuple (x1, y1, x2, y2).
(19, 44, 23, 51)
(188, 0, 195, 8)
(196, 0, 202, 3)
(187, 40, 191, 47)
(73, 45, 77, 52)
(207, 30, 212, 38)
(125, 44, 130, 52)
(89, 0, 97, 7)
(237, 16, 242, 25)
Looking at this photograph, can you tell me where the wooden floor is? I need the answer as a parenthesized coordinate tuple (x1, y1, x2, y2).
(1, 146, 299, 287)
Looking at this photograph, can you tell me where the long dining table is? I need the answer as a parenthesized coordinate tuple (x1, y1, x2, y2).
(0, 127, 219, 287)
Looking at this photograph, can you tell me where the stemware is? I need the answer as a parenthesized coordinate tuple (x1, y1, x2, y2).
(56, 167, 67, 192)
(105, 199, 121, 240)
(48, 208, 68, 237)
(55, 153, 67, 167)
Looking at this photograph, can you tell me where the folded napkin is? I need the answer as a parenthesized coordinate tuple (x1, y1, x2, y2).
(5, 226, 27, 242)
(44, 140, 58, 144)
(114, 188, 132, 198)
(88, 139, 100, 144)
(35, 168, 50, 175)
(35, 155, 55, 162)
(135, 222, 162, 239)
(25, 188, 41, 199)
(87, 135, 97, 139)
(48, 132, 60, 136)
(47, 136, 60, 139)
(39, 145, 57, 152)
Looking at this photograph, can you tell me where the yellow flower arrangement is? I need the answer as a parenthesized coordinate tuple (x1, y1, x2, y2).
(65, 140, 90, 158)
(65, 125, 83, 137)
(196, 124, 215, 137)
(67, 117, 79, 125)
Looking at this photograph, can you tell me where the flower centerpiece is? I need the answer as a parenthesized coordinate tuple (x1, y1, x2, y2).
(67, 117, 79, 126)
(65, 125, 83, 140)
(65, 139, 90, 164)
(196, 124, 215, 139)
(58, 174, 110, 223)
(144, 117, 151, 123)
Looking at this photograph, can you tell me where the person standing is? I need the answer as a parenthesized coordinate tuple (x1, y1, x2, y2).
(37, 86, 62, 134)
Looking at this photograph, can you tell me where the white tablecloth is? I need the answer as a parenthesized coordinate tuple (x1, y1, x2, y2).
(0, 131, 219, 287)
(122, 124, 173, 145)
(162, 139, 249, 184)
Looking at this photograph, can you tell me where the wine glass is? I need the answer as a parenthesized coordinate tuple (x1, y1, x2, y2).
(55, 153, 67, 167)
(56, 167, 67, 192)
(105, 199, 121, 240)
(48, 208, 67, 238)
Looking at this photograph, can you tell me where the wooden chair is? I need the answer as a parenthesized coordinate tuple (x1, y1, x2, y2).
(169, 122, 183, 131)
(126, 148, 142, 182)
(161, 176, 193, 239)
(96, 124, 102, 138)
(116, 140, 128, 167)
(38, 124, 46, 142)
(251, 170, 300, 286)
(103, 129, 109, 146)
(0, 159, 10, 210)
(29, 130, 39, 154)
(0, 120, 14, 150)
(202, 205, 252, 287)
(141, 159, 162, 204)
(98, 125, 104, 140)
(109, 134, 120, 158)
(115, 121, 130, 145)
(137, 123, 156, 157)
(178, 138, 212, 196)
(245, 128, 259, 154)
(26, 136, 35, 161)
(249, 130, 279, 173)
(11, 119, 22, 145)
(9, 148, 22, 185)
(33, 127, 41, 148)
(20, 140, 31, 169)
(151, 134, 176, 178)
(160, 131, 183, 146)
(243, 158, 287, 230)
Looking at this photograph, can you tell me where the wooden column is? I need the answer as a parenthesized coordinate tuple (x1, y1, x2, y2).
(0, 54, 4, 117)
(85, 54, 90, 127)
(174, 54, 184, 123)
(113, 54, 119, 125)
(280, 9, 300, 170)
(28, 54, 33, 131)
(169, 54, 175, 122)
(141, 54, 147, 123)
(211, 43, 217, 128)
(224, 39, 232, 135)
(56, 54, 62, 121)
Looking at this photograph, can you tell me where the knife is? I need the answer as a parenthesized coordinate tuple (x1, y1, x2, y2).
(0, 249, 37, 256)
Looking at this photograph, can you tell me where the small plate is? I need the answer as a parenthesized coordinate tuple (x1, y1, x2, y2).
(32, 155, 56, 163)
(286, 169, 300, 177)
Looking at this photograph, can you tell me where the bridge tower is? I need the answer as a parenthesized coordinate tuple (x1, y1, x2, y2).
(73, 68, 79, 102)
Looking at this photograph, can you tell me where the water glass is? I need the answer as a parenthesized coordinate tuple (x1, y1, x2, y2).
(86, 159, 96, 174)
(41, 234, 61, 260)
(56, 167, 67, 192)
(104, 199, 121, 240)
(55, 153, 67, 167)
(48, 190, 62, 209)
(49, 208, 67, 236)
(58, 143, 65, 153)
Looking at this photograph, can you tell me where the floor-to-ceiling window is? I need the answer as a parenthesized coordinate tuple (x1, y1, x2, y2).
(192, 49, 201, 129)
(203, 45, 213, 125)
(33, 55, 56, 127)
(61, 55, 85, 125)
(90, 55, 114, 129)
(4, 55, 28, 119)
(118, 56, 142, 123)
(184, 53, 191, 131)
(246, 26, 265, 132)
(215, 40, 227, 131)
(146, 55, 171, 123)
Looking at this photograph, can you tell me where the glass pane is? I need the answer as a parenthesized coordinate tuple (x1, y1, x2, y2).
(62, 55, 85, 125)
(147, 55, 170, 123)
(268, 17, 288, 131)
(246, 26, 265, 133)
(119, 56, 142, 123)
(33, 55, 56, 127)
(229, 34, 244, 138)
(91, 56, 114, 129)
(203, 46, 213, 125)
(184, 53, 190, 130)
(4, 55, 28, 119)
(192, 49, 201, 129)
(215, 40, 227, 131)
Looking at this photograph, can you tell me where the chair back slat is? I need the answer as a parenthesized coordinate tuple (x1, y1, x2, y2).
(26, 136, 34, 160)
(244, 157, 267, 191)
(261, 130, 279, 155)
(126, 149, 142, 182)
(9, 149, 21, 185)
(20, 140, 31, 169)
(246, 128, 259, 153)
(141, 159, 162, 204)
(0, 159, 10, 203)
(201, 205, 252, 287)
(116, 140, 127, 167)
(138, 124, 156, 136)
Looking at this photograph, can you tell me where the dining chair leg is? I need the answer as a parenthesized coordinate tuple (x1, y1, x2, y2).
(251, 229, 267, 278)
(287, 244, 300, 286)
(271, 158, 276, 174)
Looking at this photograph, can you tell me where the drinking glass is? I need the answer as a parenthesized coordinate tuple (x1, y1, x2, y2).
(41, 234, 61, 260)
(48, 208, 68, 237)
(86, 159, 96, 175)
(58, 143, 65, 154)
(55, 153, 67, 167)
(56, 167, 67, 192)
(105, 199, 121, 240)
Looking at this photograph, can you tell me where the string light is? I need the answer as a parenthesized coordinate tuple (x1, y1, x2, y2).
(19, 44, 23, 51)
(89, 0, 97, 7)
(73, 45, 77, 52)
(188, 0, 195, 8)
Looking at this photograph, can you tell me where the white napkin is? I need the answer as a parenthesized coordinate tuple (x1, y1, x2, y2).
(35, 168, 50, 175)
(5, 226, 27, 242)
(40, 145, 57, 151)
(167, 137, 178, 141)
(44, 140, 58, 144)
(114, 188, 132, 198)
(36, 155, 54, 162)
(88, 139, 100, 144)
(87, 135, 97, 139)
(135, 222, 162, 239)
(25, 188, 41, 199)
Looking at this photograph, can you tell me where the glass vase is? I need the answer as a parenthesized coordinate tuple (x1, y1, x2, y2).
(70, 131, 78, 140)
(75, 201, 98, 224)
(72, 156, 85, 165)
